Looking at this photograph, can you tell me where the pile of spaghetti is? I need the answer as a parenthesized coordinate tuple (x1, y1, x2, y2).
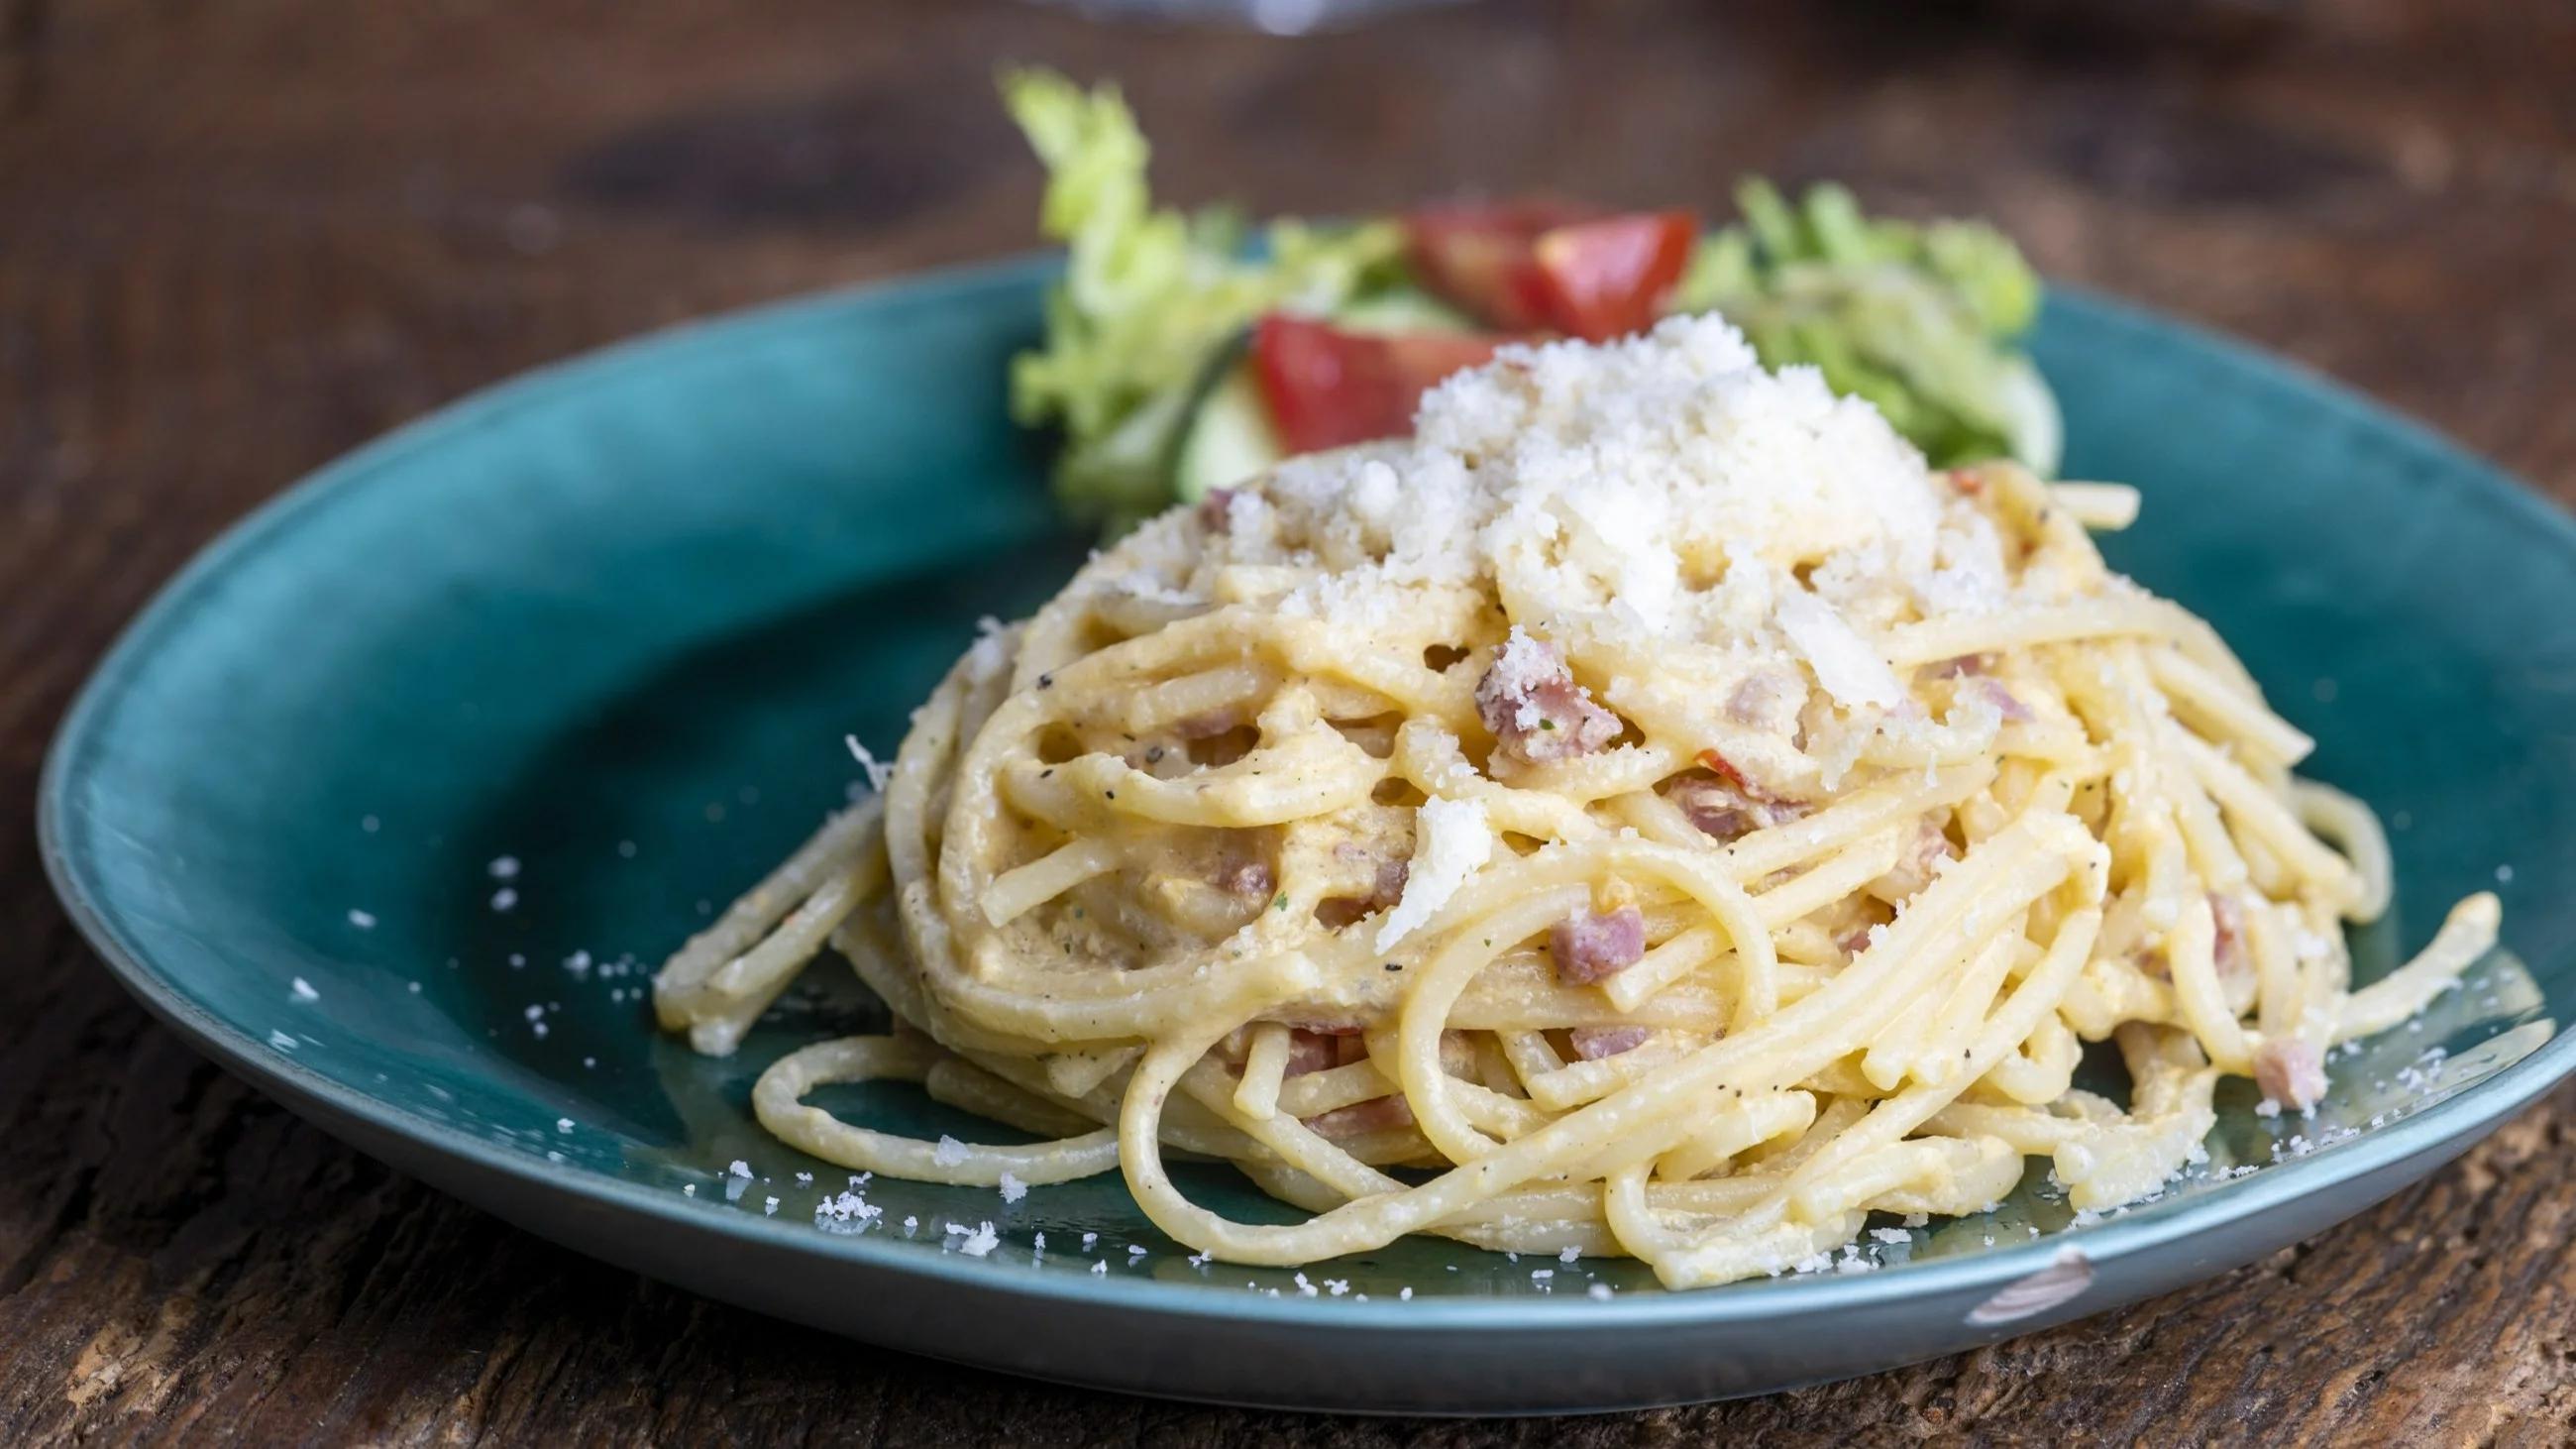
(654, 316, 2497, 1287)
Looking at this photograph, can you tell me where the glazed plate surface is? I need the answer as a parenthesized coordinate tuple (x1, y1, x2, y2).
(41, 258, 2576, 1413)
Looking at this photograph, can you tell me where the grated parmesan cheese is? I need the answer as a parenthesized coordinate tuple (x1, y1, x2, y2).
(1375, 796, 1493, 951)
(1774, 587, 1904, 711)
(844, 734, 893, 794)
(814, 1190, 881, 1232)
(1161, 314, 2015, 802)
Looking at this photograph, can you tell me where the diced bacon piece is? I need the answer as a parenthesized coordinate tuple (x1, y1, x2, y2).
(1197, 487, 1239, 533)
(1306, 1093, 1416, 1140)
(1284, 1028, 1341, 1077)
(1474, 631, 1620, 765)
(1967, 677, 2034, 723)
(1568, 1025, 1653, 1060)
(1221, 857, 1274, 901)
(1867, 816, 1956, 904)
(1550, 906, 1647, 986)
(1668, 773, 1807, 843)
(2254, 1038, 2326, 1110)
(1315, 848, 1410, 931)
(1368, 853, 1410, 906)
(1926, 653, 1989, 679)
(2210, 892, 2250, 987)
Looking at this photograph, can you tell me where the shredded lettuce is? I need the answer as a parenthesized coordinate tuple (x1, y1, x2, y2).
(1672, 178, 2058, 474)
(1002, 69, 1403, 533)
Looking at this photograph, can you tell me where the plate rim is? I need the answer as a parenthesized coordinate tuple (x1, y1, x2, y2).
(38, 253, 2576, 1335)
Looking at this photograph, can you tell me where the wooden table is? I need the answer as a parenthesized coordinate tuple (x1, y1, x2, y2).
(6, 0, 2575, 1441)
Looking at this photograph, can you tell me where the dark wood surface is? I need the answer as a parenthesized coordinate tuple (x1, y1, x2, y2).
(7, 0, 2576, 1442)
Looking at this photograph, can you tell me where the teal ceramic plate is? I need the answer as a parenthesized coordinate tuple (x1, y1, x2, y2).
(42, 258, 2576, 1414)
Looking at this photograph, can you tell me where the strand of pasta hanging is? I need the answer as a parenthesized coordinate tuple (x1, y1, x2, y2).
(653, 316, 2498, 1288)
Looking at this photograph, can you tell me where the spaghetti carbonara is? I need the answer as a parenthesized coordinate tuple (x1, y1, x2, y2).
(654, 315, 2498, 1287)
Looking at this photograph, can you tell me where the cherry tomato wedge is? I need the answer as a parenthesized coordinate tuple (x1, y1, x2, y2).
(1532, 211, 1697, 342)
(1405, 204, 1697, 342)
(1250, 315, 1510, 454)
(1405, 201, 1597, 332)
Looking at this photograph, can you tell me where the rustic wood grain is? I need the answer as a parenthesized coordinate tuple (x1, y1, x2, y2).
(5, 0, 2576, 1442)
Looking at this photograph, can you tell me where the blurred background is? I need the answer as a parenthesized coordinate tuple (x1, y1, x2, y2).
(5, 1, 2576, 1440)
(7, 0, 2572, 562)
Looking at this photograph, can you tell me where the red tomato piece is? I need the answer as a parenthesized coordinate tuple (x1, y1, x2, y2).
(1250, 315, 1509, 454)
(1405, 201, 1597, 332)
(1695, 748, 1751, 790)
(1531, 211, 1697, 342)
(1407, 203, 1697, 342)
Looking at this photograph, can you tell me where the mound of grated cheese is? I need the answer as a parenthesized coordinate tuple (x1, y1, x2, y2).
(1250, 313, 1958, 617)
(1130, 314, 2017, 802)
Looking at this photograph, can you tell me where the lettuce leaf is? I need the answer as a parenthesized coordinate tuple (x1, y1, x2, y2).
(1002, 69, 1403, 534)
(1672, 178, 2059, 474)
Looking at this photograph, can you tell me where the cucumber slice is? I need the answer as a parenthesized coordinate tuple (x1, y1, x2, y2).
(1993, 356, 2063, 479)
(1332, 286, 1477, 336)
(1173, 360, 1285, 503)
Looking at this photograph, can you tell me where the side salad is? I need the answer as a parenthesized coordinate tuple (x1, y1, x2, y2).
(1002, 69, 2060, 536)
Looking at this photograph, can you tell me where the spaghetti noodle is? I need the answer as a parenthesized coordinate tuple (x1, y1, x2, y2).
(654, 316, 2498, 1287)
